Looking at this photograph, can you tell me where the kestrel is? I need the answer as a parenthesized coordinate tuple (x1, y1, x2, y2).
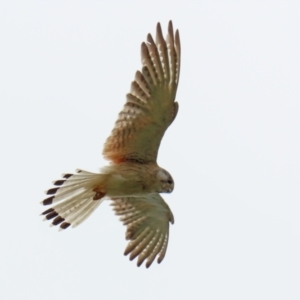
(41, 21, 181, 268)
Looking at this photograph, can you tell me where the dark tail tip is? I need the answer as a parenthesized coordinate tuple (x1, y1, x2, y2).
(60, 222, 71, 230)
(41, 208, 54, 215)
(42, 196, 55, 205)
(52, 216, 65, 226)
(46, 211, 58, 220)
(63, 173, 73, 179)
(53, 180, 65, 186)
(46, 187, 59, 195)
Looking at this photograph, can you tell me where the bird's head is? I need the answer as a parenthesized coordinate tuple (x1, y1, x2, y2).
(156, 168, 174, 193)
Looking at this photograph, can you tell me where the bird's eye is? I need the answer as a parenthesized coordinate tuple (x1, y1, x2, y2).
(167, 179, 173, 184)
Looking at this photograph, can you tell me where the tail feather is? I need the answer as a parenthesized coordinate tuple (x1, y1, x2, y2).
(75, 169, 96, 175)
(52, 174, 94, 186)
(41, 169, 106, 230)
(72, 198, 103, 227)
(52, 180, 66, 186)
(42, 187, 86, 205)
(68, 197, 103, 228)
(45, 183, 88, 199)
(47, 190, 91, 216)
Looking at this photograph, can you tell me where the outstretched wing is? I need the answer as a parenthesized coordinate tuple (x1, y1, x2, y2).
(110, 194, 174, 268)
(103, 21, 181, 163)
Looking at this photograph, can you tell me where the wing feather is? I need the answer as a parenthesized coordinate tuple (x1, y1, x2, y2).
(156, 22, 170, 82)
(103, 21, 181, 163)
(110, 194, 174, 268)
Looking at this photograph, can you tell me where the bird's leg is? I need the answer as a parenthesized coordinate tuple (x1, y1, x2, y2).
(92, 187, 106, 200)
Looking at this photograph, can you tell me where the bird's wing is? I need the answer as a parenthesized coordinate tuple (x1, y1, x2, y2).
(103, 21, 181, 163)
(110, 193, 174, 268)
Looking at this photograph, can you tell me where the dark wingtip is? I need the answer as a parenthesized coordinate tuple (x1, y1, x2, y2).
(137, 261, 143, 267)
(146, 33, 154, 45)
(157, 257, 163, 264)
(41, 196, 54, 205)
(156, 22, 162, 38)
(168, 20, 174, 34)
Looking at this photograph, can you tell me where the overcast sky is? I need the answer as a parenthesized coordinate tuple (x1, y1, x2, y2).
(1, 1, 300, 299)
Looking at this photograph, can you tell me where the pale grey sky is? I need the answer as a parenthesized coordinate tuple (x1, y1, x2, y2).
(1, 1, 300, 299)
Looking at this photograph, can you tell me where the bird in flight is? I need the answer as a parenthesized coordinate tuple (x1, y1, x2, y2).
(41, 21, 181, 268)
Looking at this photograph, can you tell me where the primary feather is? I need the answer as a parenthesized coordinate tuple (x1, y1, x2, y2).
(103, 21, 180, 163)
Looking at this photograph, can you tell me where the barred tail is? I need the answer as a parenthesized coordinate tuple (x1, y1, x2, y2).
(41, 169, 106, 230)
